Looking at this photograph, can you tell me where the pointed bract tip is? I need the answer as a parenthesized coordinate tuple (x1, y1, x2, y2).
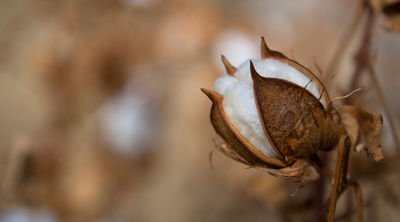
(249, 61, 261, 81)
(261, 36, 272, 59)
(261, 36, 267, 45)
(221, 55, 237, 75)
(201, 88, 222, 102)
(201, 88, 211, 96)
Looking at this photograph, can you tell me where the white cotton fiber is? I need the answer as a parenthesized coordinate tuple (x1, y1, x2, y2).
(213, 58, 326, 158)
(213, 75, 238, 95)
(222, 81, 277, 157)
(235, 59, 326, 107)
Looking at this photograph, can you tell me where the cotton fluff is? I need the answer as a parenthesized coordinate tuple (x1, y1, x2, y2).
(214, 58, 326, 158)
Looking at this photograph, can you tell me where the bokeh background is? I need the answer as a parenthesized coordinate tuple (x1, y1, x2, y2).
(0, 0, 399, 221)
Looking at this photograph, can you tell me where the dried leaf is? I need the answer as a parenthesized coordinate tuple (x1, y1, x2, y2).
(267, 159, 319, 185)
(341, 105, 384, 162)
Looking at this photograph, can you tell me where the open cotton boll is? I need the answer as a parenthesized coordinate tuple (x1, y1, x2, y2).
(235, 59, 326, 107)
(214, 75, 238, 95)
(213, 58, 326, 158)
(221, 81, 278, 157)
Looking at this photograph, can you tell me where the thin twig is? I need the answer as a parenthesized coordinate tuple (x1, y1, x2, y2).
(324, 0, 366, 83)
(347, 2, 376, 95)
(312, 153, 330, 219)
(347, 179, 364, 222)
(344, 190, 353, 222)
(326, 136, 364, 222)
(335, 193, 375, 221)
(328, 136, 348, 222)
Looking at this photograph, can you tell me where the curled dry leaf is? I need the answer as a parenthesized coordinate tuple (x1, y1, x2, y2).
(266, 159, 319, 186)
(341, 105, 384, 162)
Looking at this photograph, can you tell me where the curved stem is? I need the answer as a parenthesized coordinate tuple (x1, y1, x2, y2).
(323, 0, 365, 83)
(319, 135, 363, 222)
(347, 179, 363, 222)
(328, 135, 350, 222)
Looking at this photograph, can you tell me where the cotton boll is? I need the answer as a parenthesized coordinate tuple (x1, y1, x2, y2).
(213, 75, 238, 95)
(234, 58, 326, 107)
(218, 81, 277, 158)
(234, 59, 254, 85)
(254, 58, 327, 107)
(213, 57, 327, 158)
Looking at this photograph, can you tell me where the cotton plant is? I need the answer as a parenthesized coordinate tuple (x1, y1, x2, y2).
(202, 37, 384, 222)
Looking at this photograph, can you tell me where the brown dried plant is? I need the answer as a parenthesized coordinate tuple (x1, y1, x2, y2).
(202, 38, 384, 222)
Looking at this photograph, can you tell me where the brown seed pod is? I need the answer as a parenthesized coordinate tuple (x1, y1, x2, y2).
(202, 37, 384, 186)
(250, 63, 342, 162)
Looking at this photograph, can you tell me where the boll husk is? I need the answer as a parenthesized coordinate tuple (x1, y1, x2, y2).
(202, 37, 384, 185)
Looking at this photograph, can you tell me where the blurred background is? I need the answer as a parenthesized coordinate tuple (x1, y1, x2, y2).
(0, 0, 399, 221)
